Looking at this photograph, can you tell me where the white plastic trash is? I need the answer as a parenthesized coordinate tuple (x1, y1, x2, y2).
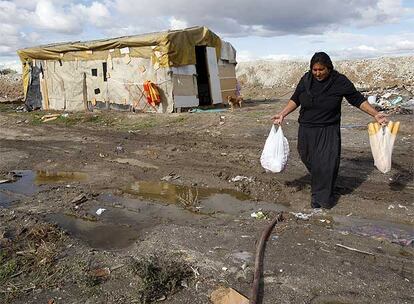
(368, 121, 400, 173)
(367, 95, 377, 104)
(260, 125, 289, 173)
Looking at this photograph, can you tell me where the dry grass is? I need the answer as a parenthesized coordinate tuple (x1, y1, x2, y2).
(0, 223, 67, 302)
(177, 188, 199, 209)
(131, 254, 193, 303)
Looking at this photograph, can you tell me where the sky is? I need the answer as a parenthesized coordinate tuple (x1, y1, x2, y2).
(1, 0, 413, 71)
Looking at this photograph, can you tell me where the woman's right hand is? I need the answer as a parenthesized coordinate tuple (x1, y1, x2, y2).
(272, 113, 284, 125)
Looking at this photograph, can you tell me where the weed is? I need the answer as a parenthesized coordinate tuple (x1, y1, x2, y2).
(177, 188, 199, 209)
(0, 258, 17, 281)
(169, 116, 187, 124)
(131, 255, 193, 303)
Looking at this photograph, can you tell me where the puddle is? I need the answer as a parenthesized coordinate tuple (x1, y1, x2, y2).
(124, 181, 250, 203)
(94, 196, 203, 226)
(45, 197, 208, 250)
(45, 213, 139, 250)
(44, 181, 286, 250)
(0, 170, 88, 207)
(35, 170, 88, 184)
(122, 181, 287, 216)
(334, 216, 414, 246)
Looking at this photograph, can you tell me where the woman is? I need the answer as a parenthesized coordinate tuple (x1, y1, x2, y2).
(272, 52, 387, 209)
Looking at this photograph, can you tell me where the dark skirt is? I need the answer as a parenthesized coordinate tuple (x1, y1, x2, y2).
(297, 124, 341, 208)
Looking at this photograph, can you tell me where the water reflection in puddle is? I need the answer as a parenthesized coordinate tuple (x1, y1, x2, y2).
(45, 184, 287, 250)
(45, 213, 138, 250)
(124, 181, 251, 204)
(35, 170, 88, 184)
(121, 180, 287, 216)
(0, 170, 88, 207)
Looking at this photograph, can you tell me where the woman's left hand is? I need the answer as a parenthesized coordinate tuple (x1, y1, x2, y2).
(374, 112, 388, 125)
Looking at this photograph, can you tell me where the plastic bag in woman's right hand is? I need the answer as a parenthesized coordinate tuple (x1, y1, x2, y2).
(260, 125, 289, 173)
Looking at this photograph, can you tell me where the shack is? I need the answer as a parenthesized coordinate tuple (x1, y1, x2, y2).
(17, 26, 237, 113)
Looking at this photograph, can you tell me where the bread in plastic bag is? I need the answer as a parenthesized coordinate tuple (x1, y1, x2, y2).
(368, 121, 400, 173)
(260, 125, 289, 173)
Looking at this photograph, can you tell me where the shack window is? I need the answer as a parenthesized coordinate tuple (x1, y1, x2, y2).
(94, 88, 100, 94)
(91, 68, 98, 76)
(102, 62, 107, 82)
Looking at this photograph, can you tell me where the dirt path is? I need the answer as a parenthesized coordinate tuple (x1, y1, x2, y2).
(0, 100, 413, 303)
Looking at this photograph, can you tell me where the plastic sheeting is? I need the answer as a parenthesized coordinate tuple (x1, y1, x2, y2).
(40, 57, 173, 112)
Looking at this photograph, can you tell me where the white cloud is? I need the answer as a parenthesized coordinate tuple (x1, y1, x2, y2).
(0, 0, 413, 64)
(74, 1, 112, 28)
(323, 32, 414, 59)
(169, 17, 188, 30)
(236, 50, 257, 62)
(34, 0, 81, 33)
(111, 0, 409, 37)
(263, 54, 305, 61)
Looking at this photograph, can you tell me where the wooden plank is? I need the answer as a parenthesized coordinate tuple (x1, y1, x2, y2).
(174, 95, 199, 107)
(83, 72, 89, 111)
(220, 78, 237, 91)
(206, 47, 222, 104)
(40, 75, 50, 110)
(173, 75, 197, 96)
(218, 65, 236, 78)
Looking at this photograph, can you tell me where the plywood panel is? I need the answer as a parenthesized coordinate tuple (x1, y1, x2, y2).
(218, 65, 236, 78)
(206, 47, 222, 104)
(220, 78, 237, 91)
(173, 75, 197, 96)
(174, 95, 199, 107)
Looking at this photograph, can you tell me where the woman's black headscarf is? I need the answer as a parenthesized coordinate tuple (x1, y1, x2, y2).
(301, 52, 337, 106)
(310, 52, 334, 71)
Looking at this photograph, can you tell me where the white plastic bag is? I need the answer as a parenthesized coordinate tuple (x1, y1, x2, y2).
(368, 121, 400, 173)
(260, 125, 289, 173)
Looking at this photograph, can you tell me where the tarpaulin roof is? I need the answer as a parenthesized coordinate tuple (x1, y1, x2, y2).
(17, 26, 222, 68)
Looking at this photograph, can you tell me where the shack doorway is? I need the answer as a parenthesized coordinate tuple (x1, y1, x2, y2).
(195, 46, 212, 106)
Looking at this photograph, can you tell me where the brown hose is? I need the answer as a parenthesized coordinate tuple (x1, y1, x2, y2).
(250, 213, 284, 304)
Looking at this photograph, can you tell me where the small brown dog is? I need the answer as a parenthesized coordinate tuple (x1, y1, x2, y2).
(227, 95, 243, 111)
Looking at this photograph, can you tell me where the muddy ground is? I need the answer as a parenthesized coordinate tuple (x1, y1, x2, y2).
(0, 98, 413, 304)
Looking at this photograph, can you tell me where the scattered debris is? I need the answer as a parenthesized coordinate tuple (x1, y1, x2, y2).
(335, 243, 375, 256)
(70, 194, 87, 205)
(391, 238, 414, 247)
(161, 173, 181, 181)
(210, 287, 249, 304)
(115, 145, 125, 154)
(290, 212, 312, 220)
(40, 114, 60, 122)
(230, 176, 253, 183)
(88, 267, 111, 284)
(364, 87, 413, 113)
(398, 204, 409, 210)
(251, 211, 267, 219)
(96, 208, 106, 215)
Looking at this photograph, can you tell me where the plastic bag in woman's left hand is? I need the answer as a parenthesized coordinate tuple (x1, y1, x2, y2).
(260, 125, 289, 173)
(368, 121, 400, 173)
